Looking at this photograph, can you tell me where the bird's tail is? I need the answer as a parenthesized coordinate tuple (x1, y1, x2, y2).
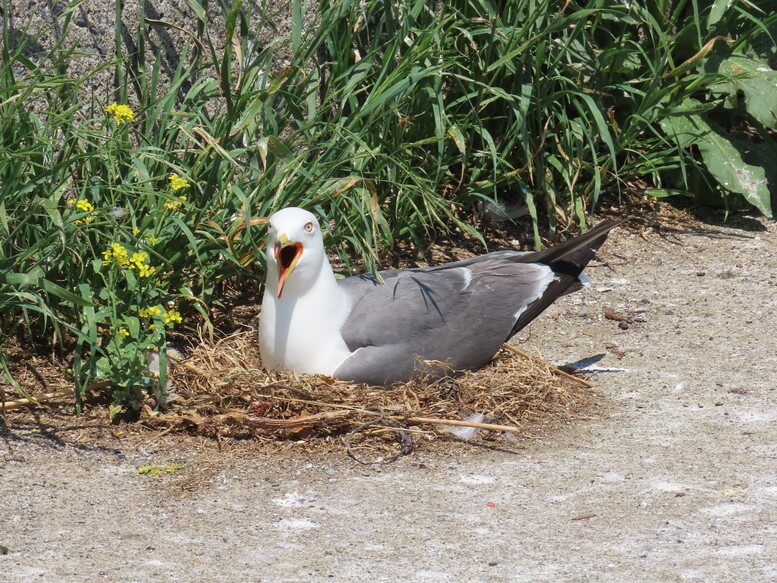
(522, 219, 620, 268)
(508, 220, 621, 337)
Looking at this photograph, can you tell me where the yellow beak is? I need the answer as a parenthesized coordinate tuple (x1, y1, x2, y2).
(274, 234, 303, 299)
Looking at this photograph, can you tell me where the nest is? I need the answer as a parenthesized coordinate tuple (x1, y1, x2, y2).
(1, 330, 594, 460)
(142, 330, 593, 460)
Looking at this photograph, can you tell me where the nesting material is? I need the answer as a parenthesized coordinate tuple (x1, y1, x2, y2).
(144, 330, 592, 454)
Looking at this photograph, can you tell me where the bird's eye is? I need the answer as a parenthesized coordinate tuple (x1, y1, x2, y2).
(304, 221, 314, 233)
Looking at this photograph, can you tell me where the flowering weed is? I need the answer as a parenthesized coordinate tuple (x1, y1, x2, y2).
(105, 103, 135, 125)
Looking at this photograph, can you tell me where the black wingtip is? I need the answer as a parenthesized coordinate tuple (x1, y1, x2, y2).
(507, 219, 620, 338)
(522, 219, 621, 270)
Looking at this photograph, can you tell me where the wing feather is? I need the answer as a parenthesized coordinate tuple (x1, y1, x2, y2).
(335, 256, 553, 385)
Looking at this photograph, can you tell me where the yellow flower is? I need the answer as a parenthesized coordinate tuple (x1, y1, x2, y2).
(102, 243, 157, 276)
(139, 306, 162, 318)
(103, 242, 130, 266)
(75, 199, 94, 212)
(105, 103, 135, 124)
(168, 174, 190, 191)
(69, 198, 95, 225)
(146, 234, 158, 245)
(163, 309, 183, 326)
(117, 328, 130, 338)
(136, 263, 157, 278)
(132, 227, 140, 236)
(128, 251, 157, 277)
(162, 195, 187, 211)
(129, 251, 148, 266)
(113, 243, 130, 266)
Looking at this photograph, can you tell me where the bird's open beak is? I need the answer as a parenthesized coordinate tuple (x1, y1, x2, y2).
(274, 234, 303, 299)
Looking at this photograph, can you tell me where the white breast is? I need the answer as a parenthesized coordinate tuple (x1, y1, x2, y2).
(258, 286, 354, 376)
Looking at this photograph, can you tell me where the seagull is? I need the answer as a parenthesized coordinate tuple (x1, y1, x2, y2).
(258, 207, 618, 386)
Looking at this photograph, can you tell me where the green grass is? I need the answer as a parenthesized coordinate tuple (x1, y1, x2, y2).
(0, 0, 773, 412)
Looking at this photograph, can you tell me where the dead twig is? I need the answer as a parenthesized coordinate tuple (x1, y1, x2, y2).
(150, 407, 523, 435)
(571, 512, 597, 521)
(1, 390, 72, 412)
(148, 409, 355, 431)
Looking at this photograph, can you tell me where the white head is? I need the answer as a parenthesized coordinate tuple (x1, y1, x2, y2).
(265, 207, 327, 299)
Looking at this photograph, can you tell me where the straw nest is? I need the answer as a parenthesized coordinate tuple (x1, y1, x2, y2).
(141, 330, 593, 459)
(1, 330, 594, 459)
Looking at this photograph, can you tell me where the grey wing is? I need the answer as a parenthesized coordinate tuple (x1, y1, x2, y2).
(334, 256, 554, 385)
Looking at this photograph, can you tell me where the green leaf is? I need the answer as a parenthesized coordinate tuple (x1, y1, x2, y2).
(266, 135, 293, 159)
(643, 188, 694, 199)
(447, 125, 466, 155)
(78, 283, 98, 346)
(96, 357, 111, 377)
(4, 270, 43, 286)
(739, 17, 777, 64)
(184, 0, 207, 21)
(126, 316, 140, 338)
(706, 55, 777, 129)
(660, 100, 773, 217)
(356, 65, 439, 120)
(731, 131, 777, 215)
(707, 0, 733, 29)
(42, 280, 94, 307)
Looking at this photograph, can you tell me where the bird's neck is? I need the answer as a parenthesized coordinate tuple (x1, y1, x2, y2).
(275, 254, 347, 311)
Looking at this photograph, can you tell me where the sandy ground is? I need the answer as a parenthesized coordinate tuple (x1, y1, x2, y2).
(2, 215, 777, 582)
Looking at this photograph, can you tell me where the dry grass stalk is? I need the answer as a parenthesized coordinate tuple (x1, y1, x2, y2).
(1, 390, 73, 412)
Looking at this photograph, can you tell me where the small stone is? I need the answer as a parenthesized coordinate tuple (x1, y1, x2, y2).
(618, 321, 630, 330)
(697, 271, 706, 276)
